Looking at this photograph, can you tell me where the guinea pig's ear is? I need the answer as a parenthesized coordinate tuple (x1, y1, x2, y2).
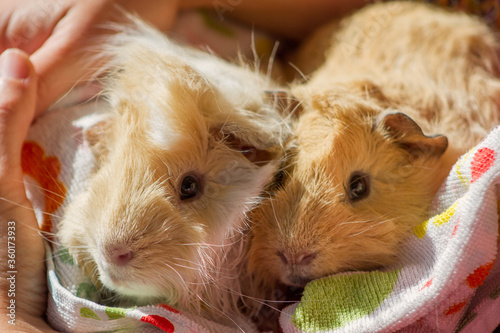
(264, 90, 303, 118)
(84, 119, 112, 159)
(210, 127, 278, 166)
(375, 111, 448, 158)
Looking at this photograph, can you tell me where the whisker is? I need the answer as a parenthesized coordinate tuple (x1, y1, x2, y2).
(269, 196, 283, 235)
(265, 41, 280, 84)
(347, 216, 396, 238)
(21, 180, 67, 203)
(287, 61, 308, 82)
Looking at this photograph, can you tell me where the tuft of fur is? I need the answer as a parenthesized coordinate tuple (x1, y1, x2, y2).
(58, 15, 293, 329)
(246, 1, 500, 313)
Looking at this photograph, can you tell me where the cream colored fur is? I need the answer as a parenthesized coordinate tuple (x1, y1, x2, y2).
(246, 1, 500, 312)
(58, 17, 291, 329)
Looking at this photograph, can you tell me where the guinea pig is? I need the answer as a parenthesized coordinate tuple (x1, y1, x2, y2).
(247, 1, 500, 296)
(57, 16, 292, 327)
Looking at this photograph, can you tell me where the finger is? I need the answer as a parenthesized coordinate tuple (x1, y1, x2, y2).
(31, 22, 98, 116)
(31, 34, 95, 116)
(1, 2, 66, 54)
(0, 49, 37, 187)
(31, 1, 117, 116)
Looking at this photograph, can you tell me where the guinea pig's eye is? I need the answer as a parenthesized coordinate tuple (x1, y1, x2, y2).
(347, 172, 370, 202)
(179, 174, 202, 201)
(266, 152, 295, 194)
(265, 169, 287, 194)
(274, 170, 286, 187)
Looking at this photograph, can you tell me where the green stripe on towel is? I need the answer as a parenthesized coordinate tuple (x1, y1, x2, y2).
(292, 269, 400, 332)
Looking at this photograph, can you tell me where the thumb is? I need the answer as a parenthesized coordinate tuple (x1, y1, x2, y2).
(0, 49, 37, 187)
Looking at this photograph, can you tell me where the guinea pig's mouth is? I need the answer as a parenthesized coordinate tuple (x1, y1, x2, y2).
(281, 273, 313, 288)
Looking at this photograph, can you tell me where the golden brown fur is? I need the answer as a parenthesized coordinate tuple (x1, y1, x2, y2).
(246, 1, 500, 309)
(58, 18, 291, 329)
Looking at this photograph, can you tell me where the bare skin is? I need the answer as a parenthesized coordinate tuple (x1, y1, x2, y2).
(0, 49, 57, 332)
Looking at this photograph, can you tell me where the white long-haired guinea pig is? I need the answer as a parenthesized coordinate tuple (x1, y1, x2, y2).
(57, 16, 291, 326)
(248, 1, 500, 292)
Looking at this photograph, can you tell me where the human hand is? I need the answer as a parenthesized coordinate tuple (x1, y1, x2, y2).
(0, 49, 56, 332)
(0, 0, 179, 117)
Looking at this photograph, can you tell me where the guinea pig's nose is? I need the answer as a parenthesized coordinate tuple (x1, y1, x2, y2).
(277, 250, 317, 266)
(106, 246, 134, 266)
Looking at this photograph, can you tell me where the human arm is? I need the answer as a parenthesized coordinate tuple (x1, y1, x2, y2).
(180, 0, 371, 40)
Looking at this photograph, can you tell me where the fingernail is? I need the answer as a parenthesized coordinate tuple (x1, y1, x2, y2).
(0, 49, 29, 79)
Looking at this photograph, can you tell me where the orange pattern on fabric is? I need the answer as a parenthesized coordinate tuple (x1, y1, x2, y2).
(419, 278, 433, 291)
(140, 314, 175, 332)
(444, 300, 467, 316)
(21, 141, 67, 236)
(158, 303, 180, 314)
(466, 261, 495, 289)
(471, 148, 495, 183)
